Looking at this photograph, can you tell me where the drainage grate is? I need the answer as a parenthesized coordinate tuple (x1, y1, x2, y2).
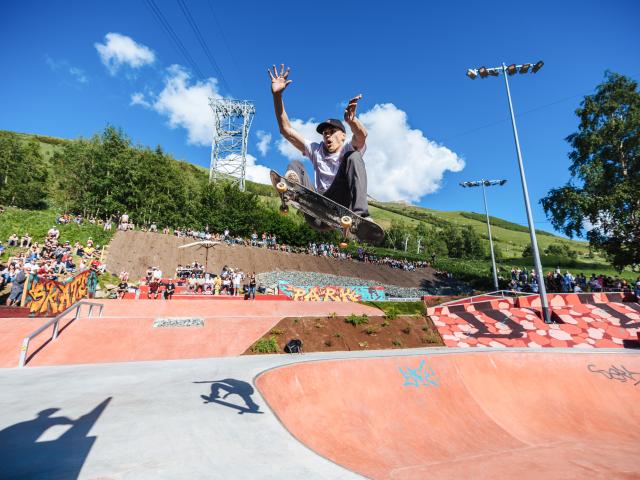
(153, 317, 204, 328)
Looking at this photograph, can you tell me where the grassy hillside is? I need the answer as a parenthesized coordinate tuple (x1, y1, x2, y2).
(4, 129, 631, 288)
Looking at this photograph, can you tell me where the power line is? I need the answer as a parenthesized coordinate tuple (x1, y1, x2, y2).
(176, 0, 231, 93)
(207, 0, 243, 83)
(442, 71, 640, 143)
(145, 0, 206, 81)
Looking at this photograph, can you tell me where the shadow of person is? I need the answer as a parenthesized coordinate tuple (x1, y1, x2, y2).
(195, 378, 263, 414)
(0, 397, 112, 479)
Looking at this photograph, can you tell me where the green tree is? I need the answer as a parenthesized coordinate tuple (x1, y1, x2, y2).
(0, 134, 48, 209)
(541, 72, 640, 270)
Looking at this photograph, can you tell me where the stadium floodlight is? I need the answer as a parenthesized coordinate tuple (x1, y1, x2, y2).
(478, 66, 489, 78)
(507, 64, 517, 75)
(459, 179, 507, 291)
(464, 60, 551, 324)
(467, 69, 478, 79)
(488, 68, 499, 76)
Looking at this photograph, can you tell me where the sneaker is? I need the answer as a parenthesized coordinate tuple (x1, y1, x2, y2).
(284, 170, 300, 184)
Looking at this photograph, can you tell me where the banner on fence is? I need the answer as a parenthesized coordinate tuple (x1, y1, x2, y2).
(278, 281, 385, 302)
(23, 269, 99, 316)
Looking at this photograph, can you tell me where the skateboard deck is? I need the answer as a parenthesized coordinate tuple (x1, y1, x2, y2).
(270, 170, 384, 245)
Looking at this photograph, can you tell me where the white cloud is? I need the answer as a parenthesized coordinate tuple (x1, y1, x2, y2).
(45, 56, 88, 84)
(145, 64, 220, 146)
(275, 104, 464, 202)
(130, 92, 151, 108)
(244, 153, 272, 185)
(256, 130, 272, 156)
(95, 33, 155, 75)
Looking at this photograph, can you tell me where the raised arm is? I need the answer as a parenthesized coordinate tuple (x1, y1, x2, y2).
(344, 94, 367, 151)
(269, 64, 306, 154)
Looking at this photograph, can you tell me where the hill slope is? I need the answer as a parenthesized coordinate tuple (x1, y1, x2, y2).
(106, 231, 452, 291)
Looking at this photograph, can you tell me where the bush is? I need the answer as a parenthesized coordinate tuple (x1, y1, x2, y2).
(251, 336, 279, 353)
(422, 330, 441, 344)
(345, 313, 369, 326)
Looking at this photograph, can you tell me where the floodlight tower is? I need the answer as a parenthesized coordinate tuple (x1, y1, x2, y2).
(460, 179, 507, 291)
(209, 99, 256, 191)
(466, 60, 552, 323)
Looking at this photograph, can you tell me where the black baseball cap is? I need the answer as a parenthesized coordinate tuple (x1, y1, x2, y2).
(316, 118, 345, 134)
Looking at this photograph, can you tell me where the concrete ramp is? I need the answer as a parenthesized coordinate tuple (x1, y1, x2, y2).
(257, 352, 640, 479)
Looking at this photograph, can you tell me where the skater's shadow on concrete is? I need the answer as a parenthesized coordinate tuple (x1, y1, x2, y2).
(195, 378, 263, 415)
(0, 397, 112, 479)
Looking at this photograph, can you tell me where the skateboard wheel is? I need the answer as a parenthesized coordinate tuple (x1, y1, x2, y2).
(340, 216, 353, 229)
(279, 204, 289, 215)
(276, 181, 287, 193)
(339, 241, 349, 249)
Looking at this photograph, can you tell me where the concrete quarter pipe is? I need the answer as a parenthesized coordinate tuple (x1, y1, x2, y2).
(257, 351, 640, 479)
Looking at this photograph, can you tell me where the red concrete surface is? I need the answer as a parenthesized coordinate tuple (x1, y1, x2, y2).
(427, 294, 640, 349)
(257, 352, 640, 479)
(0, 299, 380, 367)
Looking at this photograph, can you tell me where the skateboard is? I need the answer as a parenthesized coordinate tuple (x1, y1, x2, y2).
(270, 170, 385, 247)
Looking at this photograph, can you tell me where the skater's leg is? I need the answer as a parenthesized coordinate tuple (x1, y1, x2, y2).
(324, 150, 369, 217)
(285, 160, 314, 190)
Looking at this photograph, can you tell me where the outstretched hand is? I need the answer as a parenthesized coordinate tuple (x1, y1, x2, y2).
(268, 64, 292, 95)
(344, 94, 363, 123)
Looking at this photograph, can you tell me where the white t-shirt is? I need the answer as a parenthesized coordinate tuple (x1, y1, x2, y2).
(303, 140, 366, 193)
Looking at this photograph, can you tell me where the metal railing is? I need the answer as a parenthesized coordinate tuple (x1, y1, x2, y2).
(438, 290, 534, 306)
(18, 300, 104, 367)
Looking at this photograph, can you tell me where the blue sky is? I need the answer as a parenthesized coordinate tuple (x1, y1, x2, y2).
(1, 0, 639, 235)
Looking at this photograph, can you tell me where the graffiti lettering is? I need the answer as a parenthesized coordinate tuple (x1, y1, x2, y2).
(24, 270, 97, 316)
(588, 364, 640, 386)
(279, 282, 385, 302)
(399, 359, 439, 388)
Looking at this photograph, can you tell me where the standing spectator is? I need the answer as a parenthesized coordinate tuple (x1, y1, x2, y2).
(233, 270, 243, 296)
(247, 272, 257, 300)
(635, 277, 640, 299)
(6, 265, 29, 306)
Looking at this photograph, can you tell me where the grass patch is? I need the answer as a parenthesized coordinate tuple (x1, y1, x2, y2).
(362, 301, 425, 316)
(392, 339, 403, 347)
(269, 328, 285, 335)
(364, 326, 380, 336)
(422, 330, 441, 344)
(251, 336, 279, 354)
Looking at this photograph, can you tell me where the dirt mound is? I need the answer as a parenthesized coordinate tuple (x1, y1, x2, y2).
(106, 231, 448, 289)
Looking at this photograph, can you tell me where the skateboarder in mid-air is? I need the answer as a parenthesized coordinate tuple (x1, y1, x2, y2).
(269, 64, 372, 229)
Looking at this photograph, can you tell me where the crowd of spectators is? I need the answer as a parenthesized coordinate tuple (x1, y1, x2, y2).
(1, 226, 104, 306)
(506, 266, 640, 297)
(123, 262, 260, 300)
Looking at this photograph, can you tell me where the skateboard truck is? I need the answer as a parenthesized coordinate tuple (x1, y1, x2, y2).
(276, 181, 289, 214)
(339, 216, 352, 249)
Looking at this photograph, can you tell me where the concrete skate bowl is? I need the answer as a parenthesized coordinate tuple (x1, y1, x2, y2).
(257, 351, 640, 479)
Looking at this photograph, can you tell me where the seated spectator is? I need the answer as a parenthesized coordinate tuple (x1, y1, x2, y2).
(148, 279, 160, 299)
(164, 279, 175, 300)
(84, 239, 96, 258)
(20, 233, 31, 248)
(117, 280, 128, 299)
(0, 241, 4, 255)
(47, 226, 60, 240)
(7, 234, 18, 247)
